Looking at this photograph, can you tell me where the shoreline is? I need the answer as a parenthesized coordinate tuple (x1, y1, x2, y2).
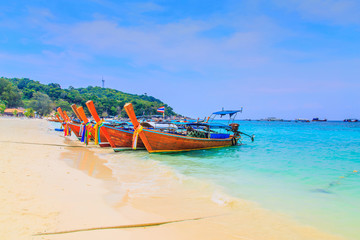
(0, 118, 345, 239)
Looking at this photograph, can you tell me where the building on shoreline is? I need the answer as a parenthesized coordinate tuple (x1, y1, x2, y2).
(3, 108, 25, 117)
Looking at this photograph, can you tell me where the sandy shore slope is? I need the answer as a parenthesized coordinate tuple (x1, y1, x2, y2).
(0, 118, 345, 240)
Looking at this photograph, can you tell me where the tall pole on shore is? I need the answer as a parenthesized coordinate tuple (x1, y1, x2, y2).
(102, 76, 105, 88)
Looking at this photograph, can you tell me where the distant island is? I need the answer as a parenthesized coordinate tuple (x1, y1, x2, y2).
(0, 77, 178, 117)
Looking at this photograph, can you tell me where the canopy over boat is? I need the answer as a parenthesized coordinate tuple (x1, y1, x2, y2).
(209, 108, 243, 124)
(212, 110, 242, 117)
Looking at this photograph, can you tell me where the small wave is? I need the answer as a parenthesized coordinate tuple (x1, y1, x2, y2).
(211, 190, 238, 207)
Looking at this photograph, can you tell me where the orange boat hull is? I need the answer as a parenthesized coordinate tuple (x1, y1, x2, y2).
(68, 123, 81, 138)
(140, 129, 234, 153)
(103, 125, 144, 151)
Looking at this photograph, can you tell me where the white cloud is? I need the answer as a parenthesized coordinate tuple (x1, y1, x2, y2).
(274, 0, 360, 25)
(41, 17, 274, 74)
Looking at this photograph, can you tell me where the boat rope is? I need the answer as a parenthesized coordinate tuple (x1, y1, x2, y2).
(0, 140, 86, 148)
(33, 214, 225, 236)
(132, 125, 143, 150)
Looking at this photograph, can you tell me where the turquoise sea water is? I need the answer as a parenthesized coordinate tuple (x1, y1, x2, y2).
(55, 120, 360, 239)
(140, 121, 360, 239)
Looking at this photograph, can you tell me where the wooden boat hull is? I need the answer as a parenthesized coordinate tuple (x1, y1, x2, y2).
(139, 129, 234, 153)
(48, 119, 62, 123)
(103, 125, 144, 151)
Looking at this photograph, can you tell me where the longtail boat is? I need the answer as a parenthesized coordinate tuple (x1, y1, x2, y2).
(124, 103, 249, 153)
(63, 110, 71, 123)
(57, 105, 91, 143)
(56, 107, 73, 137)
(48, 116, 62, 123)
(71, 104, 82, 121)
(61, 108, 84, 139)
(80, 103, 113, 148)
(55, 114, 63, 123)
(86, 100, 143, 151)
(76, 106, 101, 145)
(64, 104, 83, 139)
(50, 112, 65, 131)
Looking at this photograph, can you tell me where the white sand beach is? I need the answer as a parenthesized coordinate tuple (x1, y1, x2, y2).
(0, 118, 345, 240)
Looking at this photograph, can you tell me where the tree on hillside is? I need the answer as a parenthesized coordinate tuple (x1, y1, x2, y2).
(110, 106, 117, 116)
(54, 99, 72, 115)
(101, 111, 108, 118)
(0, 100, 6, 114)
(0, 78, 23, 107)
(29, 92, 53, 116)
(5, 77, 179, 117)
(46, 83, 63, 100)
(24, 108, 35, 118)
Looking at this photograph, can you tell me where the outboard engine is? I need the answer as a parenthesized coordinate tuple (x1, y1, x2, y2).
(229, 123, 239, 132)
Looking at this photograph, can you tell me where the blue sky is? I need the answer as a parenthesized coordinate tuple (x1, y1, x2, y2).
(1, 0, 359, 119)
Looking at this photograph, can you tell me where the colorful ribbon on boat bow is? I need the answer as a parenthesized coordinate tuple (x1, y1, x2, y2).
(132, 125, 143, 150)
(94, 120, 104, 145)
(64, 123, 71, 136)
(81, 123, 92, 145)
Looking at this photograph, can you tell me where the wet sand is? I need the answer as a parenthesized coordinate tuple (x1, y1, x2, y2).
(0, 118, 345, 240)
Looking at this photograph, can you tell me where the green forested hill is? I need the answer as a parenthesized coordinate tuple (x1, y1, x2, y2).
(0, 77, 177, 117)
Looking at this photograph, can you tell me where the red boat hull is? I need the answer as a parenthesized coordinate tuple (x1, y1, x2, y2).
(139, 129, 234, 153)
(103, 125, 144, 151)
(68, 123, 81, 138)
